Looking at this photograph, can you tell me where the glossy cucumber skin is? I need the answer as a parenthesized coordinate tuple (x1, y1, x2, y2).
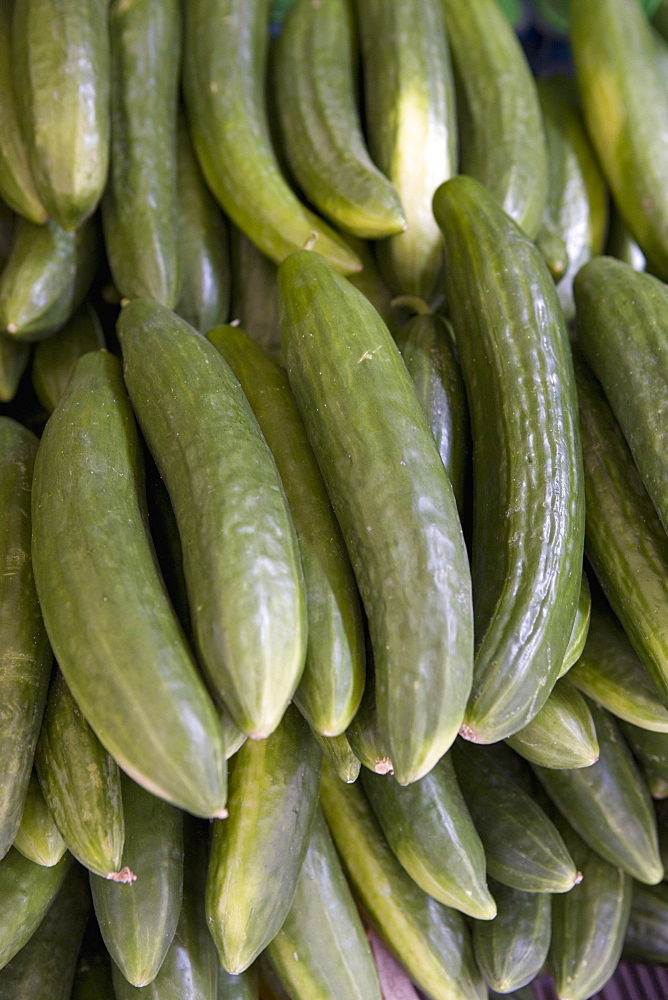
(31, 302, 104, 412)
(206, 707, 322, 975)
(183, 0, 361, 275)
(279, 249, 473, 785)
(356, 0, 457, 297)
(345, 670, 394, 776)
(12, 0, 109, 231)
(434, 176, 584, 743)
(12, 770, 66, 867)
(440, 0, 547, 238)
(623, 882, 668, 963)
(31, 350, 228, 818)
(312, 731, 361, 784)
(0, 847, 71, 969)
(118, 300, 307, 739)
(0, 417, 51, 859)
(504, 677, 599, 770)
(218, 966, 259, 1000)
(103, 0, 181, 307)
(557, 571, 591, 678)
(207, 324, 364, 737)
(472, 880, 551, 994)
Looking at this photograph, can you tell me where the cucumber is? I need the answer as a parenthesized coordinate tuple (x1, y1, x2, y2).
(71, 919, 114, 1000)
(31, 302, 104, 412)
(0, 847, 71, 969)
(472, 880, 551, 994)
(623, 882, 668, 963)
(206, 706, 322, 975)
(440, 0, 547, 238)
(12, 771, 66, 868)
(319, 763, 487, 1000)
(557, 572, 591, 679)
(433, 176, 584, 744)
(606, 207, 647, 271)
(355, 0, 457, 297)
(504, 677, 599, 770)
(207, 323, 364, 737)
(621, 723, 668, 781)
(12, 0, 109, 231)
(182, 0, 361, 275)
(345, 235, 404, 336)
(90, 773, 183, 988)
(118, 299, 307, 739)
(265, 808, 383, 1000)
(312, 731, 361, 784)
(103, 0, 181, 307)
(0, 417, 51, 859)
(279, 249, 473, 785)
(0, 336, 29, 402)
(345, 668, 394, 775)
(218, 966, 259, 1000)
(535, 225, 568, 283)
(646, 768, 668, 799)
(229, 227, 281, 362)
(31, 350, 228, 818)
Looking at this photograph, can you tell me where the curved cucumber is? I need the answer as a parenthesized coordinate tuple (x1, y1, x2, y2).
(31, 302, 104, 412)
(312, 731, 361, 784)
(557, 571, 591, 678)
(472, 880, 551, 994)
(0, 337, 30, 403)
(31, 350, 228, 818)
(346, 669, 394, 776)
(0, 847, 71, 970)
(12, 771, 66, 868)
(504, 677, 599, 770)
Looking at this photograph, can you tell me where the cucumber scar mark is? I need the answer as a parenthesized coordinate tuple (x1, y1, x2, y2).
(358, 347, 382, 363)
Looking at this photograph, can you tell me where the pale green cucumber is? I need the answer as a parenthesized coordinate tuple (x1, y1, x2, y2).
(557, 572, 591, 679)
(13, 771, 66, 868)
(312, 731, 361, 784)
(472, 881, 551, 994)
(31, 302, 104, 412)
(504, 677, 599, 770)
(0, 847, 71, 969)
(346, 670, 394, 776)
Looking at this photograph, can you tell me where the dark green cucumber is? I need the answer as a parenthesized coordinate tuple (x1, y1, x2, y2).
(175, 115, 231, 333)
(531, 699, 664, 884)
(207, 323, 364, 737)
(206, 706, 322, 974)
(279, 249, 473, 785)
(451, 740, 580, 894)
(472, 880, 551, 994)
(606, 207, 647, 271)
(218, 966, 259, 1000)
(31, 302, 104, 412)
(345, 669, 394, 775)
(312, 731, 361, 784)
(355, 0, 457, 297)
(12, 771, 66, 867)
(0, 336, 29, 402)
(623, 882, 668, 963)
(440, 0, 547, 238)
(0, 417, 51, 859)
(183, 0, 361, 274)
(0, 847, 71, 969)
(622, 723, 668, 781)
(504, 677, 599, 770)
(229, 227, 281, 361)
(118, 300, 307, 739)
(102, 0, 181, 307)
(319, 763, 487, 1000)
(557, 571, 591, 679)
(34, 668, 127, 880)
(71, 919, 114, 1000)
(433, 176, 584, 743)
(266, 807, 382, 1000)
(31, 350, 227, 817)
(90, 773, 183, 988)
(361, 754, 496, 920)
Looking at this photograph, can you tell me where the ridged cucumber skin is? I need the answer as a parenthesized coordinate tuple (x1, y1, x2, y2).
(175, 116, 231, 333)
(571, 0, 668, 280)
(504, 677, 599, 770)
(266, 808, 383, 1000)
(207, 323, 364, 737)
(90, 773, 183, 988)
(34, 669, 125, 880)
(0, 861, 89, 999)
(440, 0, 548, 239)
(0, 847, 71, 969)
(550, 818, 632, 1000)
(346, 671, 394, 776)
(576, 257, 668, 536)
(472, 881, 551, 994)
(319, 764, 487, 1000)
(0, 216, 97, 340)
(0, 2, 47, 224)
(0, 418, 51, 860)
(312, 731, 361, 784)
(229, 228, 281, 362)
(279, 249, 473, 785)
(621, 723, 668, 781)
(275, 0, 405, 240)
(433, 176, 584, 744)
(531, 700, 664, 885)
(102, 0, 181, 307)
(623, 882, 668, 963)
(218, 966, 259, 1000)
(0, 337, 30, 402)
(557, 572, 591, 679)
(31, 350, 228, 818)
(355, 0, 456, 297)
(206, 707, 322, 975)
(182, 0, 361, 275)
(12, 771, 66, 867)
(31, 303, 104, 412)
(361, 755, 496, 920)
(574, 352, 668, 708)
(118, 301, 307, 739)
(12, 0, 109, 231)
(394, 313, 468, 516)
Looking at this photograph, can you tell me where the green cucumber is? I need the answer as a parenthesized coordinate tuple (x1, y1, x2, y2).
(279, 249, 473, 785)
(346, 669, 394, 776)
(504, 677, 599, 770)
(623, 882, 668, 963)
(102, 0, 181, 307)
(606, 208, 647, 271)
(433, 176, 584, 743)
(34, 668, 127, 880)
(31, 350, 228, 818)
(344, 235, 404, 336)
(118, 300, 307, 739)
(220, 705, 247, 761)
(229, 227, 281, 361)
(440, 0, 547, 238)
(71, 919, 114, 1000)
(31, 303, 104, 412)
(266, 807, 382, 1000)
(13, 771, 66, 868)
(319, 763, 487, 1000)
(183, 0, 361, 274)
(90, 773, 183, 988)
(218, 966, 259, 1000)
(531, 700, 664, 885)
(646, 768, 668, 799)
(557, 572, 591, 679)
(0, 847, 71, 969)
(472, 881, 551, 994)
(0, 417, 51, 859)
(355, 0, 457, 297)
(0, 337, 29, 402)
(312, 731, 361, 784)
(535, 224, 569, 283)
(621, 723, 668, 781)
(207, 323, 365, 737)
(206, 706, 322, 975)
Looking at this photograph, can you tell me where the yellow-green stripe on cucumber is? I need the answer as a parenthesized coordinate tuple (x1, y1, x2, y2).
(312, 730, 361, 784)
(12, 771, 66, 868)
(504, 677, 599, 770)
(472, 880, 551, 994)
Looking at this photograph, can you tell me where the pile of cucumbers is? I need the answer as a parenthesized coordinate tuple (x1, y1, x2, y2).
(2, 0, 668, 997)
